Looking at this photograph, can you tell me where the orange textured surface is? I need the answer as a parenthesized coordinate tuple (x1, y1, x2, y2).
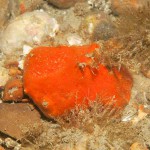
(24, 44, 133, 117)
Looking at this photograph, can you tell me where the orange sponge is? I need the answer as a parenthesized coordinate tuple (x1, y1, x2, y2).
(23, 44, 133, 117)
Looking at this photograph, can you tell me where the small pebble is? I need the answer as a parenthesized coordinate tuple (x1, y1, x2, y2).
(3, 78, 23, 101)
(9, 67, 22, 77)
(47, 0, 80, 9)
(111, 0, 149, 16)
(4, 138, 20, 149)
(130, 142, 148, 150)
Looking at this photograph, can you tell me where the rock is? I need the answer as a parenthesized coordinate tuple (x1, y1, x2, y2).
(111, 0, 135, 15)
(111, 0, 150, 16)
(0, 103, 41, 139)
(0, 10, 59, 57)
(47, 0, 80, 8)
(0, 0, 10, 28)
(3, 78, 23, 101)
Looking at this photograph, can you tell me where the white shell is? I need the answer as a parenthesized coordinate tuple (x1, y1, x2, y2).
(23, 45, 32, 56)
(0, 10, 59, 56)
